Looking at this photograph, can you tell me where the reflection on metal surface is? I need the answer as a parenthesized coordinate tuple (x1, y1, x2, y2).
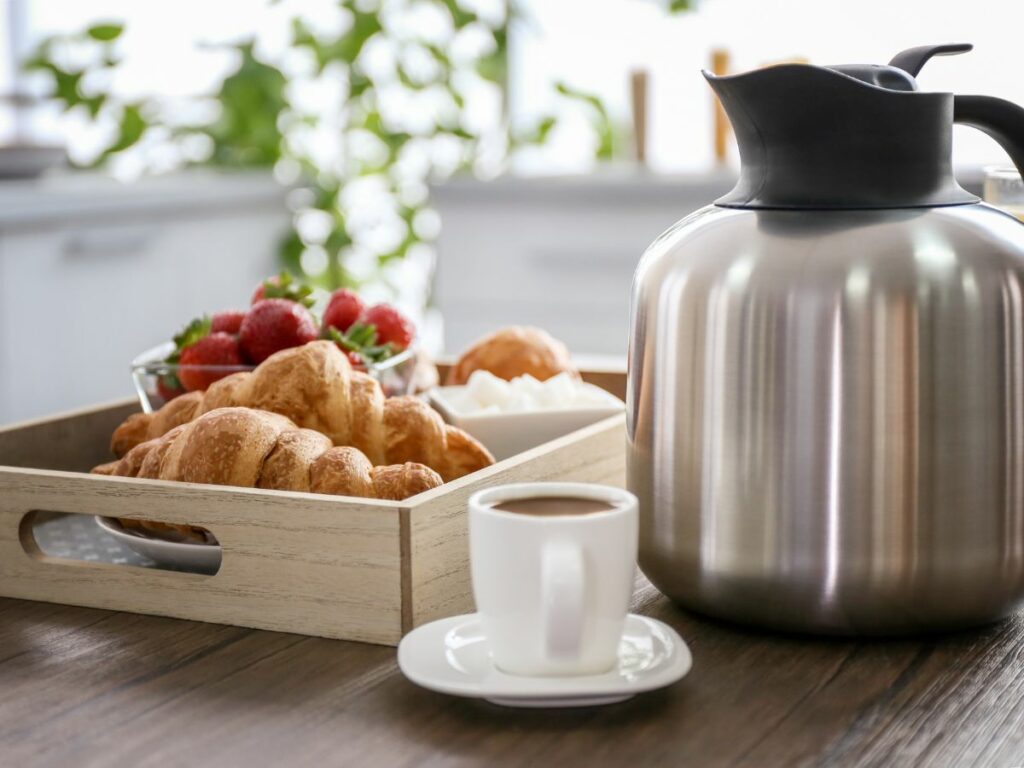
(627, 204, 1024, 633)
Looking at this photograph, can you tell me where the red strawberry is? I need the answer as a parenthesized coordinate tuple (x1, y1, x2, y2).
(345, 350, 366, 370)
(156, 376, 185, 403)
(323, 289, 366, 334)
(362, 304, 415, 350)
(250, 276, 279, 305)
(239, 298, 319, 364)
(178, 332, 245, 391)
(211, 310, 246, 335)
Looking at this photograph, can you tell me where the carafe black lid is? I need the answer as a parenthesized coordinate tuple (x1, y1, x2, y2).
(706, 44, 982, 210)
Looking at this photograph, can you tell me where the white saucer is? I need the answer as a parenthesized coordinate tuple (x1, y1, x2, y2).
(397, 613, 691, 708)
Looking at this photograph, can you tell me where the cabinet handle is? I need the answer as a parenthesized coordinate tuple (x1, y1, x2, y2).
(62, 227, 158, 258)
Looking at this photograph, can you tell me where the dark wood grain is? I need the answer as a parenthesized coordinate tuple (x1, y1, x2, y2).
(1, 579, 1022, 768)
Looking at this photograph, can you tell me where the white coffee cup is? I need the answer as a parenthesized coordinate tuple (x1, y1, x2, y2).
(468, 482, 639, 677)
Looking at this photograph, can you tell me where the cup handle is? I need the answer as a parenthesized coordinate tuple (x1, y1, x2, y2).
(542, 541, 586, 661)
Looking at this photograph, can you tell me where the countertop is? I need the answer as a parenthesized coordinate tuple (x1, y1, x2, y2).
(2, 575, 1022, 767)
(430, 168, 738, 207)
(0, 170, 288, 230)
(429, 166, 988, 207)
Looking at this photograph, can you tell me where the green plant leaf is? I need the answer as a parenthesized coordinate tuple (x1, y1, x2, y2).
(96, 103, 147, 162)
(596, 124, 616, 161)
(82, 94, 106, 118)
(438, 0, 477, 29)
(360, 110, 411, 161)
(440, 123, 473, 141)
(325, 224, 353, 253)
(554, 81, 621, 161)
(396, 65, 420, 90)
(279, 230, 305, 277)
(86, 23, 124, 42)
(425, 44, 452, 69)
(314, 182, 342, 210)
(291, 17, 316, 48)
(349, 68, 373, 98)
(555, 81, 609, 119)
(474, 24, 507, 85)
(333, 9, 383, 66)
(446, 84, 465, 108)
(45, 65, 85, 107)
(21, 39, 53, 73)
(323, 226, 354, 290)
(202, 42, 287, 168)
(514, 115, 557, 146)
(475, 51, 505, 84)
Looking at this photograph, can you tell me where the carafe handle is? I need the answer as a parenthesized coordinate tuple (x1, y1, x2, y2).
(954, 95, 1024, 180)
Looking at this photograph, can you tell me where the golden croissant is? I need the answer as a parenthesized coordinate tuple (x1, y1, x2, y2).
(94, 407, 443, 501)
(111, 341, 494, 482)
(446, 326, 578, 385)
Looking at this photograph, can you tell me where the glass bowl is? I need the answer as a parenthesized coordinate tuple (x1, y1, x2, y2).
(131, 341, 419, 413)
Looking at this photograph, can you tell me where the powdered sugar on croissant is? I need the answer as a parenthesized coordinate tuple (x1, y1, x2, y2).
(111, 341, 493, 482)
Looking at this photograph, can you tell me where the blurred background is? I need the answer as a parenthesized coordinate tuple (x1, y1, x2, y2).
(0, 0, 1021, 422)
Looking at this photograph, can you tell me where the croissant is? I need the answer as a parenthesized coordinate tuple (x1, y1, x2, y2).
(112, 341, 494, 482)
(94, 407, 443, 501)
(446, 326, 578, 385)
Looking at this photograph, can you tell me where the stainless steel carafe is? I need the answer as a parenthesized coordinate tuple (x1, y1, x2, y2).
(627, 44, 1024, 633)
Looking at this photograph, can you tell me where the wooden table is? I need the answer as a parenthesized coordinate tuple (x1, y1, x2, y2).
(2, 576, 1023, 768)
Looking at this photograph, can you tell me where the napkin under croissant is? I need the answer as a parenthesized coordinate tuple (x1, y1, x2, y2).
(109, 341, 494, 483)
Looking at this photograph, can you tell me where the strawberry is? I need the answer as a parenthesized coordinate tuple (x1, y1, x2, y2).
(345, 350, 367, 370)
(163, 315, 211, 387)
(211, 310, 246, 335)
(178, 332, 244, 391)
(250, 271, 315, 307)
(323, 289, 366, 334)
(171, 316, 212, 351)
(156, 375, 185, 403)
(251, 280, 272, 304)
(239, 298, 319, 364)
(362, 303, 415, 350)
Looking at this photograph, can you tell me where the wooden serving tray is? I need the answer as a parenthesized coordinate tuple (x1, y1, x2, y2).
(0, 366, 626, 646)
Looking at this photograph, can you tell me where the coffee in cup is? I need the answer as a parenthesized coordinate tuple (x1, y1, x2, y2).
(490, 496, 616, 516)
(468, 482, 639, 677)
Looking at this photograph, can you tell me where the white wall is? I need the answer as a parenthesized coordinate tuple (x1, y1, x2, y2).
(513, 0, 1024, 173)
(4, 0, 1021, 174)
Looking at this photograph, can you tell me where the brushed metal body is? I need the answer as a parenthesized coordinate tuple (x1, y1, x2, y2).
(627, 203, 1024, 633)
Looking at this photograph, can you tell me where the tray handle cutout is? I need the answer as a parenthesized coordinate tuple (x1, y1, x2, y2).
(19, 511, 222, 576)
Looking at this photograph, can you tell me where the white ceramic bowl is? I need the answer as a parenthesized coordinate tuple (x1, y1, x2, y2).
(94, 516, 221, 574)
(428, 383, 624, 461)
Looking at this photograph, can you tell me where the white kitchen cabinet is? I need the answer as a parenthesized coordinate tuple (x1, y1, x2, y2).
(432, 168, 988, 357)
(0, 171, 289, 424)
(431, 171, 736, 357)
